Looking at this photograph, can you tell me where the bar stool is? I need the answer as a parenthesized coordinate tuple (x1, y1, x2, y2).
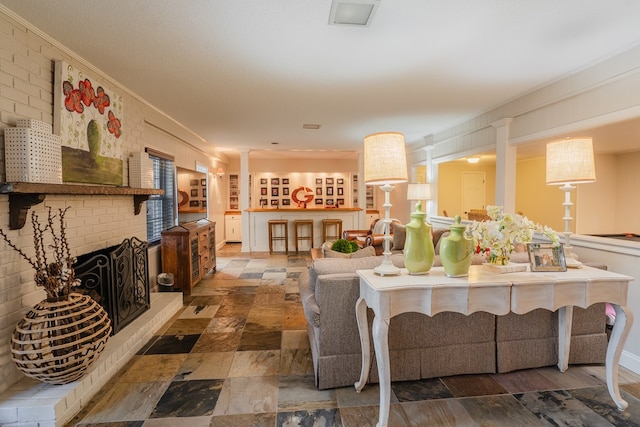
(322, 219, 342, 242)
(294, 219, 314, 253)
(268, 219, 288, 254)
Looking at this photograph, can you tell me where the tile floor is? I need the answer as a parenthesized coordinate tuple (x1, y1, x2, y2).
(66, 244, 640, 427)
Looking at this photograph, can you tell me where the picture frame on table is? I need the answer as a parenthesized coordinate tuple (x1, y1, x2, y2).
(527, 243, 567, 272)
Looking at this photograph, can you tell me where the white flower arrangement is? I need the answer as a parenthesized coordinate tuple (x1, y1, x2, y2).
(466, 205, 560, 265)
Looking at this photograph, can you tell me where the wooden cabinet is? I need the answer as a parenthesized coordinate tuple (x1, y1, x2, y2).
(161, 219, 216, 294)
(225, 213, 241, 242)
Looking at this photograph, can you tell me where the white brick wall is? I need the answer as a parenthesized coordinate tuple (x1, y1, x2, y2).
(0, 9, 210, 396)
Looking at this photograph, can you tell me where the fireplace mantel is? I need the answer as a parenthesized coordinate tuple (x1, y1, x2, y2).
(0, 182, 164, 230)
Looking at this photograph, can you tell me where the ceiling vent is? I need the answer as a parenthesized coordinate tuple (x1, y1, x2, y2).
(303, 124, 321, 130)
(329, 0, 380, 26)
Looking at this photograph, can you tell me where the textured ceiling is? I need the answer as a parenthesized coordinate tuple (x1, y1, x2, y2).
(2, 0, 640, 159)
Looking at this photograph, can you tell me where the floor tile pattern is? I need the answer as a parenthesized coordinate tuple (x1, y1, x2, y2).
(67, 244, 640, 426)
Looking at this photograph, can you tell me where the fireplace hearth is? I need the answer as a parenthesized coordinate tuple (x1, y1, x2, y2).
(74, 237, 150, 335)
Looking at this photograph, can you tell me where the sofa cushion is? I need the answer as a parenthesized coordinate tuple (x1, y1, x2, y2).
(309, 254, 404, 292)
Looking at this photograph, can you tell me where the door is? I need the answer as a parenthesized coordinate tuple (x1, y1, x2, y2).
(462, 172, 486, 215)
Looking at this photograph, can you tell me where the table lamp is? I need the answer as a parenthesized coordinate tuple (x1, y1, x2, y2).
(406, 183, 431, 216)
(364, 131, 408, 276)
(546, 137, 596, 267)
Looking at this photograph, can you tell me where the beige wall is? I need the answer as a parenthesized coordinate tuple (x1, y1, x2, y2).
(437, 161, 496, 219)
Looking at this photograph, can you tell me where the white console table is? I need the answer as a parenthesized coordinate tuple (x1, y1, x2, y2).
(354, 265, 633, 427)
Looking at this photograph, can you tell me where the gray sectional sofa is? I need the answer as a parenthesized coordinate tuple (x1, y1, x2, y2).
(299, 253, 608, 390)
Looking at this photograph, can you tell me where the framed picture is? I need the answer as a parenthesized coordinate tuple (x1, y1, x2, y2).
(270, 199, 279, 206)
(201, 200, 207, 208)
(337, 187, 343, 195)
(271, 187, 279, 197)
(190, 179, 199, 186)
(261, 187, 268, 195)
(261, 178, 268, 185)
(202, 189, 207, 197)
(527, 243, 567, 272)
(316, 187, 322, 195)
(337, 178, 344, 185)
(326, 199, 334, 205)
(190, 189, 198, 197)
(282, 199, 290, 206)
(189, 200, 199, 207)
(337, 198, 345, 205)
(260, 198, 268, 207)
(271, 178, 280, 186)
(282, 178, 289, 185)
(316, 178, 322, 185)
(201, 179, 206, 186)
(326, 187, 334, 196)
(326, 177, 334, 185)
(283, 187, 289, 195)
(315, 198, 323, 205)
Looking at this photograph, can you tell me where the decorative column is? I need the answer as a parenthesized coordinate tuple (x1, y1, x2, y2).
(492, 118, 515, 213)
(240, 149, 251, 253)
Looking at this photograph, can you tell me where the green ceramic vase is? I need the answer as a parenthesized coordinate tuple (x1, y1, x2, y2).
(403, 210, 435, 275)
(440, 215, 473, 277)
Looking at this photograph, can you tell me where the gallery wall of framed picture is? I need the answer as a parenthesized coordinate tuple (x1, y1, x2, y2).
(252, 172, 358, 209)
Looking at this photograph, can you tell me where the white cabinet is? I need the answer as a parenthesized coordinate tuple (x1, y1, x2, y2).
(225, 214, 241, 242)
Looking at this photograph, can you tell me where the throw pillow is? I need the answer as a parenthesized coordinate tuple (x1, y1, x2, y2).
(391, 223, 406, 251)
(324, 245, 376, 259)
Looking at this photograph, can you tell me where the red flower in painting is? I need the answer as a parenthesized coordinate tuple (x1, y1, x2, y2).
(107, 110, 122, 138)
(63, 81, 84, 113)
(93, 86, 110, 115)
(78, 79, 95, 106)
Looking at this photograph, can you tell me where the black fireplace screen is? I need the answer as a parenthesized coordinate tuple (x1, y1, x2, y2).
(74, 237, 150, 335)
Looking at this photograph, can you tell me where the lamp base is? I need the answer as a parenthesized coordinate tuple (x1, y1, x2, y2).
(565, 255, 583, 268)
(373, 260, 401, 276)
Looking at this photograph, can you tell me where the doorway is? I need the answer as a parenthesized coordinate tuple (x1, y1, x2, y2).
(462, 172, 486, 216)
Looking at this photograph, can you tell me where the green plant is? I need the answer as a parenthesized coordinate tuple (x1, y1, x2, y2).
(331, 239, 359, 254)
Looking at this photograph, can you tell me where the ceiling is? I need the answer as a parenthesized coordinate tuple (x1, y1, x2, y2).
(2, 0, 640, 160)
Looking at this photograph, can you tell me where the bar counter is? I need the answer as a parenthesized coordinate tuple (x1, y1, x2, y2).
(246, 208, 364, 252)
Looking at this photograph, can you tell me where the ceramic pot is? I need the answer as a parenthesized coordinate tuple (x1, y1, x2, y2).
(440, 215, 473, 277)
(403, 210, 435, 275)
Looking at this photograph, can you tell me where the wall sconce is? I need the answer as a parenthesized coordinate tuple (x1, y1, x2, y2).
(216, 168, 225, 179)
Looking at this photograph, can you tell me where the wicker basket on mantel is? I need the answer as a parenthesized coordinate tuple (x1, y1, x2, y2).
(10, 293, 112, 385)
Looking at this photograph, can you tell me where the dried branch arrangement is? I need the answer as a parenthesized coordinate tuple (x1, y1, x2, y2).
(0, 206, 79, 300)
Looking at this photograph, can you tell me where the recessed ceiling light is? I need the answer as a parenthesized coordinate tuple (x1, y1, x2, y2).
(302, 124, 321, 130)
(467, 157, 480, 164)
(329, 0, 380, 26)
